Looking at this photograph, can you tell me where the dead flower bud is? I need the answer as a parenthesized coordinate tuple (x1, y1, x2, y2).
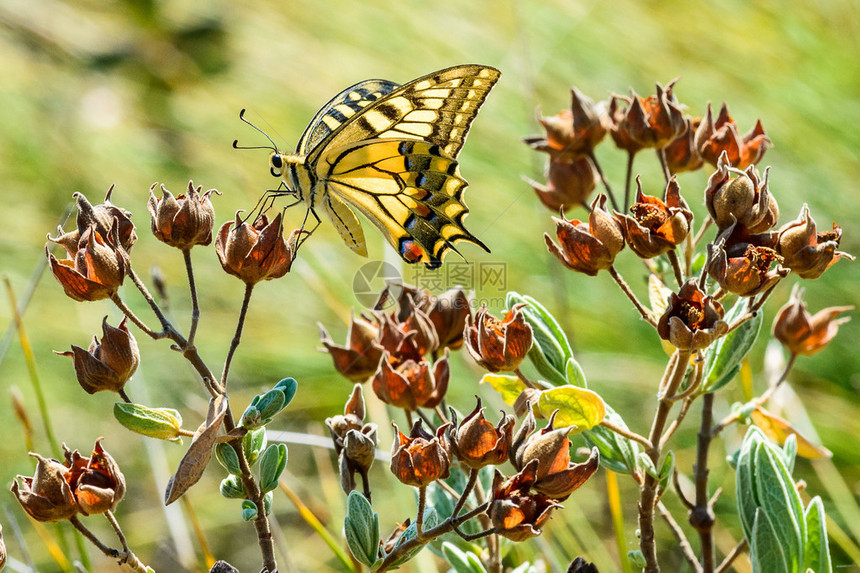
(215, 212, 298, 284)
(567, 557, 600, 573)
(389, 420, 450, 487)
(56, 316, 140, 394)
(510, 409, 600, 500)
(11, 454, 78, 522)
(704, 153, 779, 232)
(64, 439, 126, 515)
(47, 222, 130, 302)
(608, 79, 686, 153)
(773, 285, 853, 356)
(776, 204, 853, 279)
(489, 461, 561, 541)
(545, 194, 625, 276)
(426, 287, 473, 350)
(371, 350, 449, 410)
(525, 155, 598, 213)
(378, 297, 440, 356)
(464, 303, 533, 373)
(326, 385, 379, 493)
(148, 181, 218, 250)
(523, 87, 608, 159)
(319, 313, 383, 383)
(707, 224, 788, 297)
(615, 177, 693, 259)
(695, 102, 772, 169)
(73, 186, 137, 251)
(657, 279, 728, 351)
(444, 397, 515, 469)
(664, 116, 704, 174)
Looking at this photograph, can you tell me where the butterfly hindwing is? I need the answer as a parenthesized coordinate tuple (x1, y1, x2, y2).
(317, 138, 489, 269)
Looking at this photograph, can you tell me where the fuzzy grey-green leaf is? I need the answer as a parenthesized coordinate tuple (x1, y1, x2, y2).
(259, 443, 288, 493)
(804, 496, 832, 573)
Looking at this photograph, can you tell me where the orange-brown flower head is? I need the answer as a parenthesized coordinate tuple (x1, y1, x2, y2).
(522, 87, 608, 159)
(371, 350, 449, 410)
(381, 297, 440, 356)
(148, 181, 218, 250)
(657, 279, 728, 351)
(47, 222, 130, 302)
(464, 303, 533, 372)
(73, 186, 137, 251)
(389, 420, 450, 487)
(215, 212, 298, 284)
(11, 454, 78, 522)
(707, 224, 788, 297)
(695, 102, 772, 169)
(615, 177, 693, 259)
(444, 397, 515, 469)
(608, 79, 686, 153)
(426, 287, 473, 350)
(664, 116, 704, 174)
(56, 316, 140, 394)
(776, 204, 853, 279)
(326, 385, 379, 493)
(510, 409, 600, 500)
(704, 153, 779, 232)
(525, 155, 598, 213)
(488, 461, 561, 541)
(545, 194, 625, 275)
(63, 439, 126, 515)
(773, 285, 853, 356)
(319, 313, 383, 383)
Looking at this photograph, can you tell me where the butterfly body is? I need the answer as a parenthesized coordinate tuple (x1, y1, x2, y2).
(264, 64, 500, 269)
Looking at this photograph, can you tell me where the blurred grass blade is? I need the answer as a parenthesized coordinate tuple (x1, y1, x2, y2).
(180, 496, 215, 570)
(279, 480, 357, 572)
(606, 471, 632, 573)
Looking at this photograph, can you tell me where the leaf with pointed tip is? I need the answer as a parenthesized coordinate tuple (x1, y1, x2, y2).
(537, 385, 605, 432)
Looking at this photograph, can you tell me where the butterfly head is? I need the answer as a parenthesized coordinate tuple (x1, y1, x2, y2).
(269, 152, 304, 178)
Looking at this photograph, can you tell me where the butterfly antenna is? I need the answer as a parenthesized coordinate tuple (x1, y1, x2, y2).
(233, 109, 280, 152)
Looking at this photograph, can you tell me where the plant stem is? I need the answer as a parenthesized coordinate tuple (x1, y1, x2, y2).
(588, 150, 620, 212)
(183, 249, 200, 347)
(514, 367, 538, 389)
(608, 266, 657, 326)
(714, 540, 747, 573)
(453, 469, 479, 519)
(221, 282, 254, 390)
(69, 516, 116, 558)
(656, 501, 702, 573)
(638, 349, 691, 573)
(624, 151, 636, 211)
(118, 389, 132, 403)
(600, 419, 652, 449)
(656, 148, 672, 183)
(234, 440, 277, 572)
(128, 268, 179, 337)
(110, 293, 162, 339)
(692, 392, 716, 572)
(416, 486, 427, 539)
(666, 250, 684, 288)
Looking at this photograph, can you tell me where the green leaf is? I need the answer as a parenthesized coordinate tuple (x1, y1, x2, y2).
(480, 373, 527, 406)
(345, 491, 379, 567)
(638, 452, 658, 479)
(274, 377, 298, 407)
(441, 542, 487, 573)
(113, 403, 183, 442)
(754, 441, 805, 570)
(259, 443, 288, 493)
(657, 450, 675, 493)
(804, 496, 832, 573)
(243, 427, 267, 466)
(388, 508, 439, 568)
(736, 426, 766, 541)
(241, 499, 257, 522)
(628, 550, 647, 568)
(256, 388, 286, 419)
(215, 443, 242, 475)
(507, 292, 573, 385)
(581, 405, 639, 473)
(564, 357, 588, 388)
(537, 385, 606, 432)
(219, 475, 245, 499)
(263, 491, 273, 515)
(702, 297, 763, 392)
(750, 509, 789, 573)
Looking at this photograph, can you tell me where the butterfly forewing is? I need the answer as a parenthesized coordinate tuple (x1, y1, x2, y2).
(297, 79, 400, 156)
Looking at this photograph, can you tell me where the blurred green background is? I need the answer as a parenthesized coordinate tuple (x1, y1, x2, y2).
(0, 0, 857, 571)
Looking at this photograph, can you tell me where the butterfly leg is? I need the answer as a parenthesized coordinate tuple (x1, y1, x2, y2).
(295, 207, 322, 252)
